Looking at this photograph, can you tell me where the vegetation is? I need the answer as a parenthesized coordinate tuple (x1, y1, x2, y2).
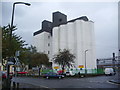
(2, 24, 27, 59)
(30, 53, 50, 67)
(2, 25, 50, 71)
(19, 45, 37, 66)
(53, 49, 75, 73)
(2, 24, 27, 69)
(30, 52, 51, 76)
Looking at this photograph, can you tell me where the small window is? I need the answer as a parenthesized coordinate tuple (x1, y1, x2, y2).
(48, 43, 50, 46)
(48, 51, 50, 54)
(59, 19, 62, 22)
(48, 36, 50, 39)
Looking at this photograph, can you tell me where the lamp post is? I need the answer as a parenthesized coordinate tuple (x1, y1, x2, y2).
(85, 49, 88, 77)
(7, 2, 31, 89)
(10, 2, 31, 41)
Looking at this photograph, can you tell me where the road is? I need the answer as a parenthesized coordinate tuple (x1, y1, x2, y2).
(12, 75, 119, 89)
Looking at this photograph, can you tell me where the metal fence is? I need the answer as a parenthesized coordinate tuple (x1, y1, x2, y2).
(41, 68, 105, 75)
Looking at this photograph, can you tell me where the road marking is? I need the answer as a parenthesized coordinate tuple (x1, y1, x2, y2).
(39, 85, 56, 90)
(107, 81, 120, 85)
(88, 86, 92, 88)
(88, 87, 99, 90)
(39, 85, 49, 88)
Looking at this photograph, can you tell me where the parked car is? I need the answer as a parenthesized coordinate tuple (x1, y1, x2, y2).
(2, 71, 13, 79)
(104, 68, 116, 76)
(42, 72, 64, 79)
(57, 70, 66, 76)
(17, 71, 28, 74)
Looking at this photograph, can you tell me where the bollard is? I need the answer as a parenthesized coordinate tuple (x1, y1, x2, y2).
(17, 82, 19, 89)
(13, 82, 16, 89)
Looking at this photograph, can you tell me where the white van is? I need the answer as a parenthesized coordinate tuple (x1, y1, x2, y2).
(65, 71, 75, 76)
(104, 68, 115, 76)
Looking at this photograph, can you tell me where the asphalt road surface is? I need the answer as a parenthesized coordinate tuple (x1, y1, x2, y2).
(12, 75, 119, 89)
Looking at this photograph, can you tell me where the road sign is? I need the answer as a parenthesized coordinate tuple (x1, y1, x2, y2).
(78, 65, 84, 68)
(7, 61, 14, 65)
(54, 66, 59, 69)
(15, 51, 20, 56)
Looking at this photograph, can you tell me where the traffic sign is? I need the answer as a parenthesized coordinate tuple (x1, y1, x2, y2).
(78, 65, 84, 68)
(7, 61, 14, 65)
(15, 51, 20, 56)
(54, 66, 59, 69)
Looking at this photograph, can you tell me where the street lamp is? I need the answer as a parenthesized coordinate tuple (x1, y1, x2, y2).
(85, 49, 88, 76)
(10, 2, 31, 40)
(7, 2, 31, 88)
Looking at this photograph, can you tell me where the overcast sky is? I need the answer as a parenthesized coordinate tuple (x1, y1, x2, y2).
(1, 1, 118, 59)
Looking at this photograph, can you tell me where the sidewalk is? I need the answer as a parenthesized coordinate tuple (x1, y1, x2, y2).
(18, 83, 41, 88)
(109, 72, 120, 85)
(11, 82, 51, 90)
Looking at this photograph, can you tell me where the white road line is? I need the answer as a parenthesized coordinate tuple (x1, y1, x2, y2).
(88, 86, 100, 90)
(88, 86, 92, 88)
(39, 85, 49, 88)
(36, 84, 56, 90)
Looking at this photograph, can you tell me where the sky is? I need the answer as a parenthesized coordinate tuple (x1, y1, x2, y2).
(1, 1, 118, 59)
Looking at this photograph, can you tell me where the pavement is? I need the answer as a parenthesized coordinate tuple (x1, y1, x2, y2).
(11, 80, 51, 90)
(16, 83, 41, 88)
(108, 71, 120, 85)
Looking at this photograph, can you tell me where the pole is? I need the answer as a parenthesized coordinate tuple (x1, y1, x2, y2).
(85, 50, 88, 77)
(10, 3, 15, 36)
(85, 51, 87, 76)
(6, 64, 10, 89)
(6, 3, 16, 89)
(112, 53, 115, 72)
(7, 2, 31, 88)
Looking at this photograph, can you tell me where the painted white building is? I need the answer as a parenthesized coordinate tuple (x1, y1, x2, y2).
(33, 20, 53, 62)
(33, 11, 97, 70)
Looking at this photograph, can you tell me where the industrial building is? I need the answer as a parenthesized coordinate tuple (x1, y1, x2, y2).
(33, 11, 97, 70)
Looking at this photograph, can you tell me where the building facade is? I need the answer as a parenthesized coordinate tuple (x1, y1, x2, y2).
(118, 2, 120, 57)
(33, 11, 97, 70)
(0, 28, 1, 67)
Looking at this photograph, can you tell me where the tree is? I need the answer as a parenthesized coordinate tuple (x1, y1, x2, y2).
(53, 49, 75, 74)
(19, 45, 37, 66)
(2, 24, 27, 69)
(30, 52, 50, 76)
(2, 24, 27, 59)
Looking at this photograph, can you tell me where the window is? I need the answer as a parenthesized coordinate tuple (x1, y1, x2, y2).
(48, 43, 50, 46)
(48, 36, 50, 39)
(48, 51, 50, 54)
